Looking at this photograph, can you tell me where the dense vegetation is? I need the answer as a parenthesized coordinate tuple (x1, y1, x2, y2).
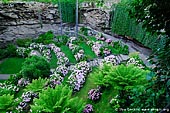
(111, 0, 170, 109)
(0, 0, 170, 112)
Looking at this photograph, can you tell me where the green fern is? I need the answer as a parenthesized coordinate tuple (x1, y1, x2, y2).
(91, 64, 149, 89)
(31, 85, 85, 113)
(24, 77, 48, 92)
(0, 94, 14, 112)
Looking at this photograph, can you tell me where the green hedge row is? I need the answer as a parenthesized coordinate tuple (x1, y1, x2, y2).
(59, 2, 75, 23)
(111, 4, 159, 49)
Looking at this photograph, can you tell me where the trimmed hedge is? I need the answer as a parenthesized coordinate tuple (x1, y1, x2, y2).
(111, 3, 160, 49)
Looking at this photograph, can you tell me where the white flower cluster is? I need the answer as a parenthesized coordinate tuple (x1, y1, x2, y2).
(67, 37, 77, 43)
(102, 55, 117, 65)
(68, 61, 91, 91)
(49, 43, 69, 65)
(16, 47, 31, 57)
(49, 72, 64, 88)
(74, 49, 85, 61)
(87, 41, 103, 57)
(0, 83, 19, 93)
(30, 43, 51, 61)
(68, 42, 85, 61)
(126, 58, 145, 69)
(55, 65, 69, 76)
(17, 78, 30, 87)
(17, 91, 38, 112)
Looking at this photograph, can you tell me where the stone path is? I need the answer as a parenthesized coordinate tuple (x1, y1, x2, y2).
(0, 74, 11, 80)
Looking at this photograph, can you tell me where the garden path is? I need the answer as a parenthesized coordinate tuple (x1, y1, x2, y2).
(86, 27, 153, 67)
(0, 74, 11, 79)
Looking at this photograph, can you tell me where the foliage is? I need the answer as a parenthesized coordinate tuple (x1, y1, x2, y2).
(34, 31, 54, 44)
(31, 85, 85, 113)
(0, 49, 8, 60)
(16, 38, 32, 47)
(0, 83, 19, 96)
(80, 27, 89, 36)
(126, 0, 170, 107)
(55, 35, 69, 46)
(128, 0, 170, 36)
(0, 94, 15, 112)
(111, 2, 158, 49)
(24, 77, 48, 92)
(91, 64, 149, 89)
(109, 41, 129, 55)
(59, 1, 76, 23)
(127, 52, 146, 69)
(0, 44, 17, 60)
(149, 38, 170, 106)
(79, 42, 97, 60)
(6, 44, 17, 57)
(21, 56, 50, 79)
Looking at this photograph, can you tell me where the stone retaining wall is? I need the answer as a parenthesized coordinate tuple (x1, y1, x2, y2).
(0, 2, 110, 48)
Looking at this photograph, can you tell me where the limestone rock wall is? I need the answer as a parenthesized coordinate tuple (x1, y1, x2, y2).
(0, 2, 60, 47)
(0, 2, 111, 48)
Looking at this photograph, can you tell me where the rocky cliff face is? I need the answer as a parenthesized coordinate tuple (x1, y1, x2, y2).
(0, 2, 110, 48)
(0, 2, 60, 47)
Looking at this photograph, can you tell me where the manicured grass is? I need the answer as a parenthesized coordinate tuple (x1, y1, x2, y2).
(74, 74, 97, 101)
(79, 42, 97, 60)
(87, 36, 97, 42)
(60, 45, 77, 64)
(0, 57, 25, 74)
(49, 51, 58, 68)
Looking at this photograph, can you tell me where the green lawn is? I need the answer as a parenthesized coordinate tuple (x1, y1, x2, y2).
(0, 57, 25, 74)
(79, 42, 97, 60)
(0, 79, 5, 83)
(50, 51, 58, 68)
(87, 36, 97, 42)
(60, 45, 77, 64)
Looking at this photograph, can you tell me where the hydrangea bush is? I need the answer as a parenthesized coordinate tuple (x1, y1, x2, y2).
(83, 104, 93, 113)
(88, 87, 102, 101)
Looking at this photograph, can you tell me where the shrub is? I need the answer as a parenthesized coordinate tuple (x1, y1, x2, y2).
(6, 44, 17, 57)
(21, 56, 51, 79)
(16, 38, 32, 47)
(34, 31, 54, 44)
(0, 49, 8, 60)
(0, 44, 17, 60)
(55, 35, 68, 46)
(31, 85, 85, 113)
